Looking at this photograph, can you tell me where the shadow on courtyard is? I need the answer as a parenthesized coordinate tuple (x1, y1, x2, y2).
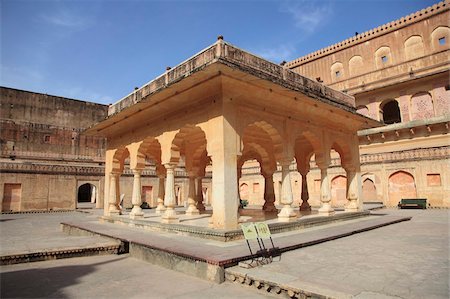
(0, 257, 127, 298)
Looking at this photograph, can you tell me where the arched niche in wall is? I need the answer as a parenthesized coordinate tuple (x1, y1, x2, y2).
(404, 35, 424, 60)
(356, 105, 370, 117)
(362, 178, 377, 202)
(380, 99, 401, 124)
(374, 46, 392, 69)
(410, 92, 434, 120)
(431, 26, 450, 51)
(330, 62, 344, 82)
(388, 171, 417, 207)
(348, 55, 364, 77)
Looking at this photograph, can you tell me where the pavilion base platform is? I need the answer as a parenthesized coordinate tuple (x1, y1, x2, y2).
(98, 208, 372, 242)
(61, 211, 411, 283)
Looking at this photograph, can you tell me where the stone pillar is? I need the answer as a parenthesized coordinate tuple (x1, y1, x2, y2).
(299, 171, 311, 211)
(345, 167, 361, 212)
(161, 164, 179, 223)
(318, 166, 335, 216)
(130, 169, 144, 219)
(108, 172, 121, 215)
(262, 172, 277, 212)
(277, 161, 297, 222)
(185, 175, 200, 215)
(155, 174, 166, 214)
(195, 177, 206, 211)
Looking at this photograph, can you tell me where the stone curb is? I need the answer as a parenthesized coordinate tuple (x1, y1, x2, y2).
(0, 245, 120, 266)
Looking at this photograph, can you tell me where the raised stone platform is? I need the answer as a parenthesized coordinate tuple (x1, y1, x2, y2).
(100, 209, 371, 241)
(61, 212, 411, 283)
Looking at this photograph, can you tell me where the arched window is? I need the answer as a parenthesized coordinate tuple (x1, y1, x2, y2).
(330, 62, 344, 82)
(404, 36, 424, 60)
(380, 100, 401, 124)
(431, 26, 450, 51)
(374, 46, 392, 69)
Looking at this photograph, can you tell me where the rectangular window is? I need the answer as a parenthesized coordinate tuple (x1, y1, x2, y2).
(427, 174, 441, 186)
(44, 135, 51, 143)
(381, 55, 388, 63)
(439, 37, 446, 45)
(335, 70, 341, 78)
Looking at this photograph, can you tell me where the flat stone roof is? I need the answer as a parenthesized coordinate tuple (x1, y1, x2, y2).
(107, 40, 355, 118)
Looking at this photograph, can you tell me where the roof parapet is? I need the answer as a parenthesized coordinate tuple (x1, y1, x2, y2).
(108, 39, 355, 117)
(286, 0, 449, 68)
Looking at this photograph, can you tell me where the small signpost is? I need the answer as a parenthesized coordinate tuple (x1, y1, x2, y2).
(239, 222, 281, 268)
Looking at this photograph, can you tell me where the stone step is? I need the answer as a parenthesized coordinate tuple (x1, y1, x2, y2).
(0, 243, 121, 266)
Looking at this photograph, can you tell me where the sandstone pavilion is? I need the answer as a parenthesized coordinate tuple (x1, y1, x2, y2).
(85, 37, 380, 231)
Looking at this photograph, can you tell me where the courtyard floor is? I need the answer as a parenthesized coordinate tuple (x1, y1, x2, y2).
(0, 208, 448, 298)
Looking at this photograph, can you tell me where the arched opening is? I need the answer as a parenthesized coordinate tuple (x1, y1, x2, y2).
(388, 171, 417, 207)
(78, 183, 94, 203)
(170, 125, 209, 213)
(362, 178, 377, 202)
(238, 160, 264, 206)
(331, 175, 347, 208)
(381, 100, 401, 124)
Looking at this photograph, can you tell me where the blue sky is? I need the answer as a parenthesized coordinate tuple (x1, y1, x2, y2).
(1, 0, 436, 104)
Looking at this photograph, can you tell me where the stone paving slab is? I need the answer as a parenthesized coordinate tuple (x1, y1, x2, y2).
(0, 211, 120, 265)
(62, 214, 411, 267)
(0, 254, 278, 299)
(226, 209, 449, 299)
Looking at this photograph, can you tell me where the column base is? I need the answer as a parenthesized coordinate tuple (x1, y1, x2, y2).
(318, 204, 335, 216)
(109, 207, 121, 216)
(300, 201, 311, 211)
(129, 206, 144, 219)
(345, 198, 359, 212)
(161, 208, 179, 223)
(155, 204, 166, 215)
(185, 206, 200, 216)
(263, 202, 277, 212)
(277, 205, 297, 222)
(196, 202, 206, 212)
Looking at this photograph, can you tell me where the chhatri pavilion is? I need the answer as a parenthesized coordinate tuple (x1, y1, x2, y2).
(85, 37, 379, 230)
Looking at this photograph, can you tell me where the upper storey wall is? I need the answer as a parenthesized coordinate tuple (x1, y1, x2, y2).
(0, 87, 108, 128)
(288, 2, 450, 95)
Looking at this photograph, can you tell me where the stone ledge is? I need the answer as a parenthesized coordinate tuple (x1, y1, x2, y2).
(0, 245, 120, 266)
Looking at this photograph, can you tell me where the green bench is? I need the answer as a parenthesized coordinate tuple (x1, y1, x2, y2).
(398, 198, 427, 209)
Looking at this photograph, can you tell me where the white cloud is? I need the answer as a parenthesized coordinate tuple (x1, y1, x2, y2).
(281, 0, 333, 33)
(253, 44, 296, 63)
(40, 9, 93, 30)
(62, 86, 113, 104)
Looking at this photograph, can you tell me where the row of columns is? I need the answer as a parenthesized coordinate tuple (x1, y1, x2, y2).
(107, 161, 361, 228)
(108, 162, 361, 222)
(108, 163, 206, 223)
